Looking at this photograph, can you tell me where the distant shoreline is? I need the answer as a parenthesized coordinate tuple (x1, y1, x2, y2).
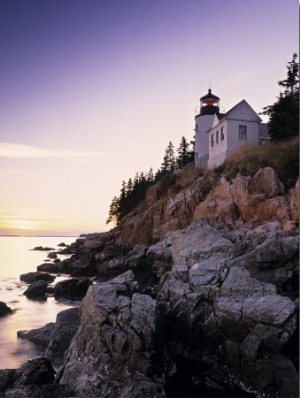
(0, 235, 78, 238)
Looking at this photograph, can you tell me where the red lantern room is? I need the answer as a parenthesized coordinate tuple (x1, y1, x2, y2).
(200, 89, 220, 115)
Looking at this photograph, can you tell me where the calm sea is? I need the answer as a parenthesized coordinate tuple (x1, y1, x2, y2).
(0, 236, 78, 370)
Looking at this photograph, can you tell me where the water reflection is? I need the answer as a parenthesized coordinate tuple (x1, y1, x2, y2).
(0, 236, 77, 369)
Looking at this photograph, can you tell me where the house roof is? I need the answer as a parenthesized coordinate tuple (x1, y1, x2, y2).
(222, 99, 262, 122)
(205, 99, 262, 133)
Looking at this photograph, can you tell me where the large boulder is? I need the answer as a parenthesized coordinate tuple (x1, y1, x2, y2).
(0, 301, 12, 316)
(17, 323, 55, 347)
(20, 272, 55, 284)
(0, 358, 72, 398)
(0, 369, 16, 392)
(17, 308, 80, 371)
(53, 278, 92, 299)
(58, 271, 165, 398)
(37, 259, 71, 274)
(23, 281, 49, 299)
(194, 169, 296, 227)
(155, 221, 298, 397)
(45, 307, 80, 367)
(13, 358, 55, 387)
(248, 167, 285, 197)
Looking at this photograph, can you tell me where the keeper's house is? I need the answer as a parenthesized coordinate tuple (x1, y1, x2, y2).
(194, 89, 270, 168)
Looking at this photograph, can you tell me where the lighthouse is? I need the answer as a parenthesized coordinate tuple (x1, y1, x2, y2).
(194, 89, 221, 167)
(194, 88, 269, 169)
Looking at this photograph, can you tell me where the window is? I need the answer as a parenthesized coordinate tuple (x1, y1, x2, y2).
(221, 127, 224, 141)
(211, 134, 214, 147)
(239, 125, 247, 139)
(216, 130, 219, 144)
(195, 124, 198, 132)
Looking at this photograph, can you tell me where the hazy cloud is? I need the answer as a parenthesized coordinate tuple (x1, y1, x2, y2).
(223, 71, 255, 87)
(0, 143, 104, 160)
(0, 169, 58, 181)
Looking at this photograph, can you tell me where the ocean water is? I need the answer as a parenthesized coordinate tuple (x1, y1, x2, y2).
(0, 236, 78, 370)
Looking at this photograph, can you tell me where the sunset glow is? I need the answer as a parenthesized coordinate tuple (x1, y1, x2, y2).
(8, 219, 40, 231)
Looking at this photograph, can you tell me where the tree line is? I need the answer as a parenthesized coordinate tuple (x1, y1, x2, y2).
(106, 136, 194, 225)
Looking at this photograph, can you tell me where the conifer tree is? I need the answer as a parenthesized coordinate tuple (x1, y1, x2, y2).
(146, 168, 154, 182)
(261, 53, 299, 141)
(278, 53, 299, 95)
(106, 196, 119, 225)
(161, 141, 176, 173)
(177, 136, 191, 168)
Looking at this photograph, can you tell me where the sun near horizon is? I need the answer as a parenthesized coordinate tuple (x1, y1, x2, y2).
(0, 216, 109, 237)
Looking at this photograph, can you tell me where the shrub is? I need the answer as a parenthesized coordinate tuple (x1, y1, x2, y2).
(218, 137, 299, 189)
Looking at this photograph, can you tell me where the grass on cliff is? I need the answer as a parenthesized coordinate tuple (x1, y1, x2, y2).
(156, 165, 202, 196)
(156, 136, 299, 200)
(216, 136, 299, 189)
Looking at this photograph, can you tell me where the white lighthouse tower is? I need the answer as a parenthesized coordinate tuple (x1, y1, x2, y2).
(194, 89, 221, 168)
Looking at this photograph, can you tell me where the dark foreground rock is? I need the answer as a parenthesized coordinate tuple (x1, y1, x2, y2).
(0, 358, 72, 397)
(0, 358, 53, 390)
(17, 308, 80, 370)
(17, 323, 55, 347)
(57, 270, 165, 398)
(0, 301, 12, 316)
(56, 219, 298, 398)
(4, 384, 72, 398)
(45, 307, 80, 367)
(53, 278, 92, 299)
(31, 246, 54, 251)
(23, 281, 49, 299)
(20, 272, 55, 284)
(37, 258, 72, 274)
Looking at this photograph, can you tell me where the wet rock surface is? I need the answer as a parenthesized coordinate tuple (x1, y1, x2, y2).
(45, 307, 80, 368)
(23, 280, 49, 299)
(53, 278, 92, 299)
(0, 301, 12, 316)
(20, 272, 55, 284)
(0, 358, 67, 398)
(17, 322, 55, 347)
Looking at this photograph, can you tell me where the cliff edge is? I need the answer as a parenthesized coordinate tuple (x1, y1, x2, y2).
(56, 167, 299, 397)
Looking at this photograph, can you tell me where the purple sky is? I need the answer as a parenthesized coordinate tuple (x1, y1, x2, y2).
(0, 0, 298, 235)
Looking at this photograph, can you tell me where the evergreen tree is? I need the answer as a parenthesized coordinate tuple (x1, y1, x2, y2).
(278, 53, 299, 95)
(261, 53, 299, 141)
(146, 168, 154, 182)
(177, 136, 193, 168)
(118, 180, 128, 219)
(176, 136, 188, 168)
(127, 178, 133, 194)
(106, 196, 119, 225)
(161, 141, 176, 173)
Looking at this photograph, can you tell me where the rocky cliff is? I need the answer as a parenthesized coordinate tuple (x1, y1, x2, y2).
(3, 167, 297, 397)
(116, 167, 299, 248)
(52, 167, 298, 398)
